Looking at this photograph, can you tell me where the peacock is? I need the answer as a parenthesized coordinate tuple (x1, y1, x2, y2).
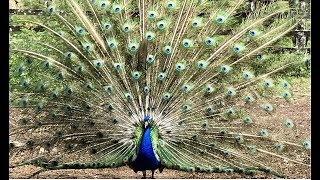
(9, 0, 311, 178)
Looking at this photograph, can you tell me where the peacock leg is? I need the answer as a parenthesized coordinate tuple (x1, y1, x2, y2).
(142, 170, 146, 179)
(151, 170, 155, 179)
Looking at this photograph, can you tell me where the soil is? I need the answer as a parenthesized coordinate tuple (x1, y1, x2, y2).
(9, 84, 311, 179)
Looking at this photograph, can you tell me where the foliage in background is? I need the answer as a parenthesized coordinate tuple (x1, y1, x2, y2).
(9, 0, 311, 92)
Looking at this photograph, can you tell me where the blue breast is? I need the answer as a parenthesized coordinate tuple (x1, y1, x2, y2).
(131, 127, 159, 171)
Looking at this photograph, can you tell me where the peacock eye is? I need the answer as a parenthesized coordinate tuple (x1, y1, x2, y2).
(174, 63, 185, 72)
(17, 66, 23, 73)
(206, 39, 212, 45)
(284, 119, 294, 128)
(304, 58, 310, 64)
(51, 91, 58, 98)
(164, 46, 172, 54)
(103, 85, 113, 93)
(220, 65, 230, 73)
(215, 166, 222, 172)
(58, 72, 64, 79)
(144, 86, 150, 93)
(216, 17, 223, 23)
(183, 42, 189, 47)
(125, 94, 133, 100)
(158, 23, 164, 29)
(204, 85, 214, 93)
(48, 6, 55, 13)
(77, 66, 83, 72)
(146, 55, 154, 64)
(20, 98, 27, 107)
(259, 129, 268, 137)
(101, 2, 106, 7)
(167, 2, 174, 9)
(233, 47, 239, 52)
(163, 93, 171, 101)
(66, 87, 73, 94)
(219, 129, 226, 135)
(67, 52, 72, 58)
(158, 72, 166, 81)
(206, 106, 213, 113)
(244, 117, 252, 124)
(38, 83, 45, 91)
(132, 72, 140, 79)
(182, 85, 188, 91)
(226, 108, 234, 114)
(146, 32, 155, 41)
(235, 135, 243, 143)
(192, 22, 198, 27)
(182, 104, 192, 112)
(113, 5, 121, 13)
(113, 63, 122, 71)
(104, 23, 112, 30)
(249, 30, 255, 36)
(243, 73, 249, 79)
(257, 54, 262, 60)
(303, 140, 311, 149)
(123, 26, 129, 32)
(21, 79, 29, 87)
(43, 61, 50, 68)
(148, 12, 156, 19)
(283, 83, 288, 87)
(85, 83, 93, 89)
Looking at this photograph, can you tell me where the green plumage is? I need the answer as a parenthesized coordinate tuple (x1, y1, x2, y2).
(9, 0, 310, 178)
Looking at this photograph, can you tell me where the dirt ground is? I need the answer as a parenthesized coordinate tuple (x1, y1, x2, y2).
(9, 79, 311, 179)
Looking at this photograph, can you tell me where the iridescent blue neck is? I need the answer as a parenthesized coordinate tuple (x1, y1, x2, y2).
(131, 125, 159, 171)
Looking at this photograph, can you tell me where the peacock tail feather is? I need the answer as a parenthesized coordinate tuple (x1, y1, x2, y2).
(9, 0, 310, 178)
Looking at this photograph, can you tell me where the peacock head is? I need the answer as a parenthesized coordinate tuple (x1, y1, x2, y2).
(144, 115, 151, 128)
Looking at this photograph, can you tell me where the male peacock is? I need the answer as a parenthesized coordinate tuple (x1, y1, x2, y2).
(9, 0, 311, 178)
